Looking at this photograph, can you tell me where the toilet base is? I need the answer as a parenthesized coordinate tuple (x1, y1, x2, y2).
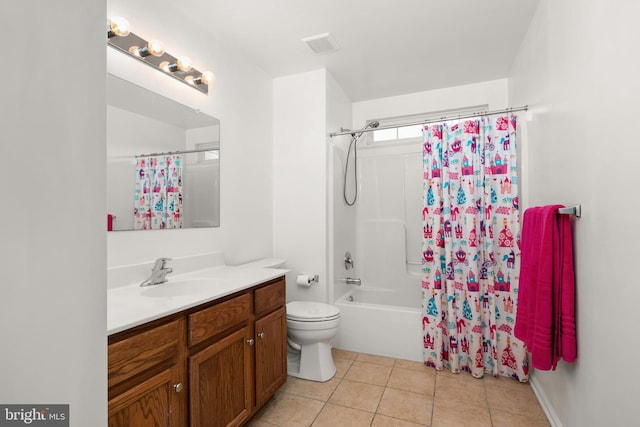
(287, 342, 336, 382)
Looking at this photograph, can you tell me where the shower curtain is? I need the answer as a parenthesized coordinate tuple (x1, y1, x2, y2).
(134, 155, 183, 230)
(421, 114, 528, 381)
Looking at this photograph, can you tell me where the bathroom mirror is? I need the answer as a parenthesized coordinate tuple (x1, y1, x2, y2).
(107, 74, 220, 231)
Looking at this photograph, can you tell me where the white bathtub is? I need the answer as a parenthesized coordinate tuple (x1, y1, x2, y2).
(333, 286, 424, 362)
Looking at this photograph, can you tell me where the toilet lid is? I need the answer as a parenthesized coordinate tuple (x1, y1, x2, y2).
(287, 301, 340, 321)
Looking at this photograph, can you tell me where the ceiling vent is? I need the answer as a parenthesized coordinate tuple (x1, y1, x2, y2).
(301, 33, 340, 55)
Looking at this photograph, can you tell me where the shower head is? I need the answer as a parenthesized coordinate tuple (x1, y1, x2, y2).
(351, 120, 380, 141)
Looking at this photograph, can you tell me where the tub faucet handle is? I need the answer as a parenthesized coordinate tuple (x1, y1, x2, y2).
(344, 251, 354, 270)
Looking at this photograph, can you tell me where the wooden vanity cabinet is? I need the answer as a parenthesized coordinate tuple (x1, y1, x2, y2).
(188, 292, 253, 427)
(254, 306, 287, 408)
(253, 278, 287, 409)
(188, 278, 287, 426)
(108, 276, 287, 427)
(108, 318, 187, 427)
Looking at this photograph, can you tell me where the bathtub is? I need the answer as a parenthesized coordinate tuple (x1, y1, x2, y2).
(333, 286, 424, 362)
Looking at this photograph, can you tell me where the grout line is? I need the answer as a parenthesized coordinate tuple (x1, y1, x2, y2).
(482, 374, 495, 427)
(430, 371, 437, 427)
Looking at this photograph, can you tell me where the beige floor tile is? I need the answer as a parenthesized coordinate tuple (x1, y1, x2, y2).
(311, 403, 374, 427)
(285, 376, 341, 402)
(432, 398, 491, 427)
(434, 372, 486, 407)
(259, 393, 325, 427)
(245, 417, 279, 427)
(334, 358, 354, 379)
(278, 377, 294, 394)
(377, 388, 433, 425)
(483, 374, 531, 392)
(491, 409, 551, 427)
(345, 361, 393, 386)
(485, 382, 546, 419)
(332, 348, 359, 361)
(371, 414, 425, 427)
(263, 350, 548, 426)
(394, 359, 432, 373)
(357, 353, 396, 367)
(387, 366, 436, 396)
(328, 379, 384, 413)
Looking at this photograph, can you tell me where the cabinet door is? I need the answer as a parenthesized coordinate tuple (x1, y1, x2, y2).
(108, 364, 184, 427)
(255, 307, 287, 408)
(190, 326, 253, 427)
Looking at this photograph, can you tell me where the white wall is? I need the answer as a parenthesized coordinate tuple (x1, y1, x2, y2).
(326, 72, 354, 302)
(0, 1, 107, 425)
(273, 70, 328, 302)
(352, 79, 509, 129)
(107, 0, 274, 267)
(509, 1, 640, 426)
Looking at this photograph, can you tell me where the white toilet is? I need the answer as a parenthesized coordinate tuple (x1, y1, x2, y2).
(286, 301, 340, 382)
(240, 258, 341, 382)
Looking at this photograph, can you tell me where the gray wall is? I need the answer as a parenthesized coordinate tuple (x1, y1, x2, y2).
(0, 0, 107, 424)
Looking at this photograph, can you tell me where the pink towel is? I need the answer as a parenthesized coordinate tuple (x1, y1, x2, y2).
(514, 205, 576, 370)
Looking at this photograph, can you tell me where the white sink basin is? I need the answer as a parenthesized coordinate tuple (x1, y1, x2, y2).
(141, 278, 222, 298)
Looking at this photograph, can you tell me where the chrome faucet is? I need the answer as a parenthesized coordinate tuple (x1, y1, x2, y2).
(344, 251, 354, 270)
(140, 257, 173, 287)
(345, 277, 361, 286)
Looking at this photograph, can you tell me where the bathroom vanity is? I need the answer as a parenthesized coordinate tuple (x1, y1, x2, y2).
(107, 266, 287, 427)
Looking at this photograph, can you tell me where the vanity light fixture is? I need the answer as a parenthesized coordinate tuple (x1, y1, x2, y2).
(107, 16, 214, 95)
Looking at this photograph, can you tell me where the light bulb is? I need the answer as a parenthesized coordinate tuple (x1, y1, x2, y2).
(176, 57, 192, 72)
(201, 71, 215, 86)
(108, 16, 130, 37)
(147, 40, 165, 57)
(162, 57, 193, 73)
(185, 71, 215, 88)
(131, 40, 165, 58)
(128, 45, 142, 56)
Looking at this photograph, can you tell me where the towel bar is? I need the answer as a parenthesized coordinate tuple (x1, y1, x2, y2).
(557, 205, 581, 218)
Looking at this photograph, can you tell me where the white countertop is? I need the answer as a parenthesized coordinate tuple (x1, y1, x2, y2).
(108, 265, 287, 335)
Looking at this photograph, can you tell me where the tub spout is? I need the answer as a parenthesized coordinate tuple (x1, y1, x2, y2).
(346, 277, 361, 286)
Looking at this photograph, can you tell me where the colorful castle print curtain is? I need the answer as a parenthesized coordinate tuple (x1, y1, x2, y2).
(134, 155, 183, 230)
(422, 114, 528, 381)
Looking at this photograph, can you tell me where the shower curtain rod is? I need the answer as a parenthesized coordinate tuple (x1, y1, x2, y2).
(329, 105, 528, 138)
(134, 146, 219, 158)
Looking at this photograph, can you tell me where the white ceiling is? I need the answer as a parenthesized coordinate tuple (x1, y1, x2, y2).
(177, 0, 541, 102)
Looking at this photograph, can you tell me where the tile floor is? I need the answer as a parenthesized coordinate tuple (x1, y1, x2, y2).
(247, 348, 550, 427)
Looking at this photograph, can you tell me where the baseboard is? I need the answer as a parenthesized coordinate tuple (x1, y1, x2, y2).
(529, 373, 563, 427)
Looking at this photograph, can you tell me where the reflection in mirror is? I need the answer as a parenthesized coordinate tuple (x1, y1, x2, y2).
(107, 74, 220, 231)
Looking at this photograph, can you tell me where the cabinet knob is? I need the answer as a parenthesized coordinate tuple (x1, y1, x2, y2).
(247, 338, 255, 346)
(258, 332, 265, 339)
(173, 383, 183, 393)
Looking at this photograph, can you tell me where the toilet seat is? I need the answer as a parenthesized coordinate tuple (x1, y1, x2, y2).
(287, 301, 340, 322)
